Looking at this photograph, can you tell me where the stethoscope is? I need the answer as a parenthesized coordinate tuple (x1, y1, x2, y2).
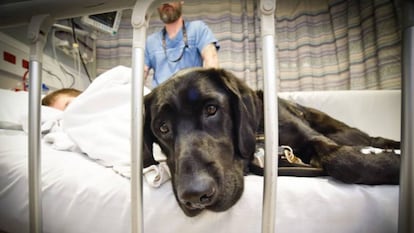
(161, 21, 188, 63)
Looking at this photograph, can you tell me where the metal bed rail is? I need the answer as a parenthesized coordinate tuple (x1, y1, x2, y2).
(130, 2, 163, 233)
(399, 1, 414, 232)
(259, 1, 279, 233)
(27, 14, 54, 233)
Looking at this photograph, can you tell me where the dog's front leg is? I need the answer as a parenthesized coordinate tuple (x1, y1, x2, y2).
(313, 137, 400, 185)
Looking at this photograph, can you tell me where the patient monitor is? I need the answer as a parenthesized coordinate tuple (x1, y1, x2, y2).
(80, 11, 123, 35)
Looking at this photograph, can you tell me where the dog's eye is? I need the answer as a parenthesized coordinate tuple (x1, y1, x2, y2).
(159, 123, 170, 134)
(205, 105, 217, 116)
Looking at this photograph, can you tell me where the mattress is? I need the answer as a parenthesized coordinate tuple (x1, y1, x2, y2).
(0, 129, 399, 233)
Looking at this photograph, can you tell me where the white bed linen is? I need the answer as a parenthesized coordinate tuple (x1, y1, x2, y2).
(0, 128, 398, 233)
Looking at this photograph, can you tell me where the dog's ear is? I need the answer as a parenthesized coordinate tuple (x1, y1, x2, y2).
(212, 69, 263, 160)
(143, 94, 158, 167)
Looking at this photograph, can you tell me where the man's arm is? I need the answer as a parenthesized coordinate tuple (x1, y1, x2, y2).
(201, 43, 219, 68)
(144, 65, 150, 80)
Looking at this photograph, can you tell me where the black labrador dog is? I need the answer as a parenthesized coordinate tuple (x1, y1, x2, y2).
(143, 68, 400, 217)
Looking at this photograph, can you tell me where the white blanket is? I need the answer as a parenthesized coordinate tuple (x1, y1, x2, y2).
(41, 66, 169, 186)
(64, 65, 142, 166)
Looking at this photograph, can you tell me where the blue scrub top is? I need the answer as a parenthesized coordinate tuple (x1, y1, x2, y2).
(145, 20, 219, 87)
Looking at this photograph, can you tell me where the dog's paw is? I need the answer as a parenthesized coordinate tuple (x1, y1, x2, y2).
(370, 137, 400, 149)
(321, 145, 400, 185)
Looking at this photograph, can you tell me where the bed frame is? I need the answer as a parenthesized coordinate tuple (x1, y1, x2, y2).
(5, 0, 413, 232)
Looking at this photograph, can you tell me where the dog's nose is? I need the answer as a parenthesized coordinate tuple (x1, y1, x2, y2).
(179, 176, 216, 209)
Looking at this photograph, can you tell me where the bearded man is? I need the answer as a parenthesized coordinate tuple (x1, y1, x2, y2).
(144, 1, 220, 87)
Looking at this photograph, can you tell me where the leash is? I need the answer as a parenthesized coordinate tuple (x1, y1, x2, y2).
(253, 134, 326, 177)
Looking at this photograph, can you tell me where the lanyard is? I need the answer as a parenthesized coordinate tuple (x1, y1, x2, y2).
(162, 21, 188, 62)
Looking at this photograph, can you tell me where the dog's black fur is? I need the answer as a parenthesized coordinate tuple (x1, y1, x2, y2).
(143, 68, 400, 217)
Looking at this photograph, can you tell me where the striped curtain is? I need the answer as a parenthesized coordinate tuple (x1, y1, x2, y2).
(95, 0, 401, 91)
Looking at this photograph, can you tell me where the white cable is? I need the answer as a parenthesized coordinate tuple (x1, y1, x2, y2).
(51, 27, 77, 87)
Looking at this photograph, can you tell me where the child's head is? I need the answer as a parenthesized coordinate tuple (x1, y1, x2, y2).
(42, 88, 82, 110)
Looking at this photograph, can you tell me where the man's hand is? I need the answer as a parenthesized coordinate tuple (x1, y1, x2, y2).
(201, 43, 219, 68)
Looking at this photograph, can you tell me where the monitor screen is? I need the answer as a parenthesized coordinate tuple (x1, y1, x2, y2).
(88, 12, 117, 28)
(81, 10, 122, 35)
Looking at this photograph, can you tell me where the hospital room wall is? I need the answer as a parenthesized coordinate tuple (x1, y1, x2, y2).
(0, 25, 91, 92)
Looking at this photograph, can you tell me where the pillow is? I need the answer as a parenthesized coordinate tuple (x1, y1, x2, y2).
(0, 89, 64, 131)
(0, 89, 29, 130)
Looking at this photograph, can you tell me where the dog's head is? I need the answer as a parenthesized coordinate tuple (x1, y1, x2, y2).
(143, 68, 262, 216)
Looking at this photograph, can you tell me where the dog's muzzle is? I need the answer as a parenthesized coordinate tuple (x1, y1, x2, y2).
(177, 173, 217, 210)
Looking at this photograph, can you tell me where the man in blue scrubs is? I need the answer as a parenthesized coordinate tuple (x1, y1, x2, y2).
(144, 1, 220, 87)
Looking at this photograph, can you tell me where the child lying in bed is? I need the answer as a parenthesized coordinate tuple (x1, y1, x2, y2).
(42, 88, 82, 110)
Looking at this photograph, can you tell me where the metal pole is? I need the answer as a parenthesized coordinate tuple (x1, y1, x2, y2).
(130, 1, 162, 233)
(27, 14, 53, 233)
(28, 60, 43, 233)
(130, 44, 145, 233)
(260, 1, 278, 233)
(399, 1, 414, 232)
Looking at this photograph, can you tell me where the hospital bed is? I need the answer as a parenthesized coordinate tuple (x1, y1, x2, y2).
(0, 77, 402, 233)
(0, 0, 413, 233)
